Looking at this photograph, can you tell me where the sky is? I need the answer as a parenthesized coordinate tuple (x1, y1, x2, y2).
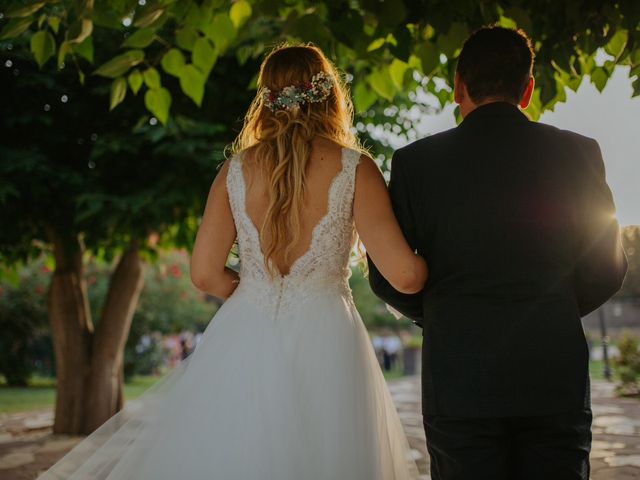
(400, 67, 640, 227)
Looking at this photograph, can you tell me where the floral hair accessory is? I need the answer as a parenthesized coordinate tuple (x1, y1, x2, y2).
(261, 71, 333, 112)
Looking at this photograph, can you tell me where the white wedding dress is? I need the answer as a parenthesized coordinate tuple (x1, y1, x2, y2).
(39, 147, 419, 479)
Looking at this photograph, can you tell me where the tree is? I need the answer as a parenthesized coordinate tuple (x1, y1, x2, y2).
(2, 0, 638, 126)
(0, 34, 249, 433)
(0, 260, 51, 386)
(1, 0, 639, 434)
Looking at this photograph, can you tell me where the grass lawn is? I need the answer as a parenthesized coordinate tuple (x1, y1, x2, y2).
(589, 359, 608, 381)
(0, 375, 164, 414)
(382, 369, 406, 381)
(0, 359, 617, 414)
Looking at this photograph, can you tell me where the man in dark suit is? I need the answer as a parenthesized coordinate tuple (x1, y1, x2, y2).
(368, 26, 628, 480)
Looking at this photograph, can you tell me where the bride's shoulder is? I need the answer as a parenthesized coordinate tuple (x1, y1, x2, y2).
(212, 149, 248, 192)
(354, 153, 385, 185)
(228, 146, 254, 163)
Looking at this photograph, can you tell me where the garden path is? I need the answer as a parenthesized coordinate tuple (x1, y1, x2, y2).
(0, 378, 638, 479)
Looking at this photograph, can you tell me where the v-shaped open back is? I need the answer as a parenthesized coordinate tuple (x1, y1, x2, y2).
(226, 147, 360, 288)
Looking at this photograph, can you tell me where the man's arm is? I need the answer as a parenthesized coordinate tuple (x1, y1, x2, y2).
(368, 148, 424, 323)
(574, 138, 628, 316)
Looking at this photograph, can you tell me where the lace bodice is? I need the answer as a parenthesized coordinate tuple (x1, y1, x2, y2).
(226, 147, 360, 316)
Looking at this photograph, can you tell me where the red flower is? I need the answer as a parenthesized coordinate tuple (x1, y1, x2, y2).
(170, 264, 182, 278)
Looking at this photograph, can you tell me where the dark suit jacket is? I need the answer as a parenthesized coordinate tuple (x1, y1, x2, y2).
(369, 102, 628, 418)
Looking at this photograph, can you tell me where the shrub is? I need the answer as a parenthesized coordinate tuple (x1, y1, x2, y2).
(1, 251, 219, 384)
(86, 250, 219, 380)
(614, 332, 640, 396)
(0, 261, 53, 385)
(349, 266, 413, 330)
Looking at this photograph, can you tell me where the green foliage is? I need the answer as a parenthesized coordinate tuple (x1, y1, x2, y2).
(84, 250, 218, 378)
(1, 1, 639, 339)
(2, 0, 639, 126)
(368, 68, 396, 101)
(132, 251, 218, 334)
(404, 335, 423, 349)
(229, 0, 252, 29)
(30, 29, 55, 67)
(353, 82, 377, 113)
(142, 66, 161, 89)
(0, 16, 33, 39)
(144, 85, 171, 123)
(0, 260, 53, 386)
(0, 40, 238, 265)
(93, 49, 145, 78)
(614, 332, 640, 396)
(0, 251, 219, 383)
(122, 27, 156, 48)
(349, 265, 413, 331)
(192, 37, 217, 76)
(206, 13, 236, 54)
(127, 68, 143, 94)
(5, 2, 46, 18)
(109, 75, 127, 110)
(161, 48, 186, 76)
(179, 64, 205, 106)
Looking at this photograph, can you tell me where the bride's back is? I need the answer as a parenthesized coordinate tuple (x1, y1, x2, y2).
(227, 44, 362, 280)
(242, 138, 349, 276)
(191, 43, 426, 301)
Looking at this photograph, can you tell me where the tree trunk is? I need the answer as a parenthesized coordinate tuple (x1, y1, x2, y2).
(48, 231, 145, 435)
(83, 241, 144, 433)
(48, 229, 93, 434)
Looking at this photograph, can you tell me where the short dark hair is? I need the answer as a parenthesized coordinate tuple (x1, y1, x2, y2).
(456, 26, 535, 104)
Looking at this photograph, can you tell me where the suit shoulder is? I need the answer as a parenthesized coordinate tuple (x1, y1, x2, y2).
(530, 121, 599, 150)
(531, 122, 604, 177)
(394, 127, 458, 166)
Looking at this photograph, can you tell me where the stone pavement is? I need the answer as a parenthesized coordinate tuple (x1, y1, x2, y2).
(0, 378, 638, 479)
(388, 377, 640, 480)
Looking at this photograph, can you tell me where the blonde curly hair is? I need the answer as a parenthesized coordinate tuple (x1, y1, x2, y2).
(231, 43, 363, 276)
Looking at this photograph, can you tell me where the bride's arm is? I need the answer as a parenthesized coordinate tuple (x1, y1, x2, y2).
(354, 154, 428, 294)
(191, 161, 240, 299)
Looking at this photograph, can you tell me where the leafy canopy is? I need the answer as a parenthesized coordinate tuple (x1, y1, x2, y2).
(1, 0, 639, 268)
(2, 0, 639, 125)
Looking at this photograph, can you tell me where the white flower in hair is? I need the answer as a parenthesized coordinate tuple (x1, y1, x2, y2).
(262, 71, 334, 112)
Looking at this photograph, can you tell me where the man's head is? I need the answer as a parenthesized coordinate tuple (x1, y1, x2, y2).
(454, 26, 535, 117)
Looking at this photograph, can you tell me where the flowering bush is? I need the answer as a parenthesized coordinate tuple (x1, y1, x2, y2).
(614, 332, 640, 396)
(0, 260, 53, 385)
(1, 251, 219, 384)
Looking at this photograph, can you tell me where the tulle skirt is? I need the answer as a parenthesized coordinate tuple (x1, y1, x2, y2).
(38, 286, 419, 479)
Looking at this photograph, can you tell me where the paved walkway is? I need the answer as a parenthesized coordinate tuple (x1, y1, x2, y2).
(0, 378, 638, 479)
(388, 377, 640, 479)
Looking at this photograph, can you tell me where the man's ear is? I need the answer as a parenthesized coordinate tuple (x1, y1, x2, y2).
(454, 72, 464, 105)
(519, 76, 535, 109)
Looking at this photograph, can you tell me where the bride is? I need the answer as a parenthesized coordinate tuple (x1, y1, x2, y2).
(39, 43, 428, 480)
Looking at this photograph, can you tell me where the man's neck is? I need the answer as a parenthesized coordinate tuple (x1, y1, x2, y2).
(460, 98, 518, 118)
